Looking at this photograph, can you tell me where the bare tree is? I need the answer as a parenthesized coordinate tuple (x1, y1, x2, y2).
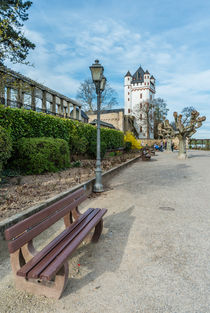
(173, 110, 206, 159)
(152, 98, 169, 138)
(181, 106, 196, 126)
(132, 100, 154, 138)
(76, 78, 118, 112)
(158, 118, 175, 152)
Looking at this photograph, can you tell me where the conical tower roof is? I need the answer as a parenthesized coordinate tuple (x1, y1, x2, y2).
(132, 66, 145, 82)
(125, 71, 132, 77)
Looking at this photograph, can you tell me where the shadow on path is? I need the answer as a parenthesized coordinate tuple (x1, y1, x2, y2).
(62, 206, 135, 297)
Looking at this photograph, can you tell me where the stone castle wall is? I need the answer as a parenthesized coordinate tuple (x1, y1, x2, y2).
(88, 111, 124, 131)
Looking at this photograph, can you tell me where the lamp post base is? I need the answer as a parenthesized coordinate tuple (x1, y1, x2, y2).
(93, 167, 104, 192)
(93, 182, 104, 193)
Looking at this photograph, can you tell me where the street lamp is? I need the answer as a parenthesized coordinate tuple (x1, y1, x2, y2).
(89, 60, 106, 192)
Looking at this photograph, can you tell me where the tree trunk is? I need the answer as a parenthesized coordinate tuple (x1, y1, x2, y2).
(178, 136, 187, 159)
(166, 138, 172, 153)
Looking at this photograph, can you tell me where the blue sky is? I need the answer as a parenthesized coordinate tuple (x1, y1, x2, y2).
(7, 0, 210, 138)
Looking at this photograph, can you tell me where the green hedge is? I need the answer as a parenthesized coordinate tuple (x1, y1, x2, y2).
(0, 106, 124, 154)
(0, 126, 12, 176)
(15, 137, 70, 174)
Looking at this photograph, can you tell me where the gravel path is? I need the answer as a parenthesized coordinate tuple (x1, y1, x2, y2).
(0, 150, 210, 313)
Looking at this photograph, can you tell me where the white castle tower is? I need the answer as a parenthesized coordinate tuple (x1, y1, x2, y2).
(124, 66, 156, 139)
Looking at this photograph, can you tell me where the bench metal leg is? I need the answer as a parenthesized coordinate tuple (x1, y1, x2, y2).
(91, 219, 103, 243)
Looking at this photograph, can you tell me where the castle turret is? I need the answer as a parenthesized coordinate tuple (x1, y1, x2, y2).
(124, 71, 132, 115)
(124, 65, 156, 139)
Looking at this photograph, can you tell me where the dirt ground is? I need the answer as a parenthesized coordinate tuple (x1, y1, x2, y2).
(0, 150, 210, 313)
(0, 152, 138, 221)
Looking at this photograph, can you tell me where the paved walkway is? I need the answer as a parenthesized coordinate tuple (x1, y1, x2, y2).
(0, 150, 210, 313)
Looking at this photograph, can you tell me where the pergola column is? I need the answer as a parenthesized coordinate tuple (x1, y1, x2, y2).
(73, 104, 77, 119)
(78, 107, 82, 121)
(42, 90, 47, 112)
(60, 99, 64, 116)
(7, 87, 11, 106)
(52, 95, 56, 114)
(17, 81, 23, 108)
(67, 102, 70, 118)
(31, 86, 36, 111)
(0, 86, 5, 104)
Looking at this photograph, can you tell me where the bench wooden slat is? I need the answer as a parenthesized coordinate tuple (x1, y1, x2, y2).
(17, 208, 94, 278)
(27, 208, 101, 279)
(8, 193, 87, 253)
(5, 188, 85, 241)
(40, 208, 107, 281)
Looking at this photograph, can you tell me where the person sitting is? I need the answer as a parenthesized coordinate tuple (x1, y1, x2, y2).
(154, 144, 163, 152)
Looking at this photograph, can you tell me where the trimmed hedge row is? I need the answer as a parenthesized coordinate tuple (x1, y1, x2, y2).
(0, 106, 124, 153)
(0, 126, 12, 176)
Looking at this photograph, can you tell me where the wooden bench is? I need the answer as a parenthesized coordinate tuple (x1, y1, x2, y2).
(141, 148, 151, 161)
(4, 188, 107, 299)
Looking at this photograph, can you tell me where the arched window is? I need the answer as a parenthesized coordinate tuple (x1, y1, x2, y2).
(140, 103, 142, 109)
(140, 114, 142, 120)
(140, 93, 142, 99)
(140, 126, 142, 132)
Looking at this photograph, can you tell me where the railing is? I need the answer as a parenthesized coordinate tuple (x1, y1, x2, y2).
(189, 139, 210, 150)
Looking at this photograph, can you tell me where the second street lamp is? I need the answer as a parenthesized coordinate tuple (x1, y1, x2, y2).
(89, 60, 106, 192)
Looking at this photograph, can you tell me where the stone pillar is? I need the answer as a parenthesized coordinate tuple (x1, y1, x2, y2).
(42, 90, 47, 112)
(7, 87, 11, 106)
(52, 95, 56, 114)
(78, 106, 82, 121)
(0, 86, 5, 104)
(60, 99, 64, 116)
(17, 81, 23, 108)
(67, 102, 71, 118)
(31, 86, 36, 111)
(73, 104, 77, 119)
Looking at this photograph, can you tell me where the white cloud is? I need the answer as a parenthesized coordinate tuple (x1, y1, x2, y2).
(5, 7, 210, 137)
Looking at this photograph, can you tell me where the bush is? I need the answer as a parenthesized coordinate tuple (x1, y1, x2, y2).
(0, 126, 12, 177)
(88, 141, 107, 159)
(124, 141, 132, 152)
(15, 137, 70, 174)
(124, 132, 142, 150)
(70, 135, 88, 156)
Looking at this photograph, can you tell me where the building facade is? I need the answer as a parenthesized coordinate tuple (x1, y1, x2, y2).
(124, 66, 156, 138)
(88, 109, 124, 131)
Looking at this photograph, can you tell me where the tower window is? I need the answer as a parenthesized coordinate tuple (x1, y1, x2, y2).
(128, 92, 130, 95)
(140, 93, 142, 99)
(140, 126, 142, 132)
(140, 103, 142, 109)
(128, 98, 129, 101)
(128, 109, 130, 113)
(140, 114, 142, 120)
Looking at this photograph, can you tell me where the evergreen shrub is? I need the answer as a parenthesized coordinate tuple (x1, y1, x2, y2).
(124, 141, 132, 152)
(88, 141, 107, 159)
(15, 137, 70, 174)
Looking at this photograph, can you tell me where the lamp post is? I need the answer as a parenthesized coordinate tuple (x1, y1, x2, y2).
(89, 60, 106, 192)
